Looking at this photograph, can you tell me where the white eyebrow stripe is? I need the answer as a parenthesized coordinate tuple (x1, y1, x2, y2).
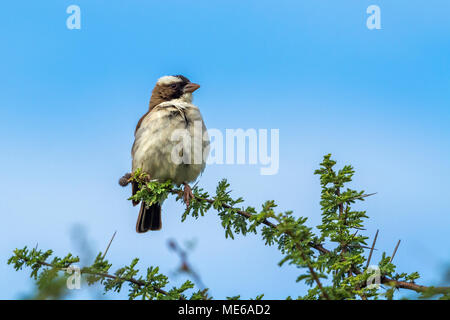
(156, 75, 183, 85)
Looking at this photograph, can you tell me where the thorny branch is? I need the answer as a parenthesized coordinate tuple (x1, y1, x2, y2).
(130, 178, 447, 296)
(18, 255, 174, 298)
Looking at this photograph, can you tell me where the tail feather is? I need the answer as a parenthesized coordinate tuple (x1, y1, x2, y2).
(132, 182, 139, 207)
(136, 203, 162, 233)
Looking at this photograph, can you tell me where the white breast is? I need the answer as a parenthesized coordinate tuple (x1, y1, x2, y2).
(132, 101, 209, 185)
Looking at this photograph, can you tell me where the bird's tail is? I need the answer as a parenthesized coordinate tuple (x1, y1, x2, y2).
(136, 203, 162, 233)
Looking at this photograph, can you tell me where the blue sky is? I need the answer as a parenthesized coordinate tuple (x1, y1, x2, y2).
(1, 0, 449, 299)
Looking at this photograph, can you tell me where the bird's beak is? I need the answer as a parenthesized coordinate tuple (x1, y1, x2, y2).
(183, 83, 200, 93)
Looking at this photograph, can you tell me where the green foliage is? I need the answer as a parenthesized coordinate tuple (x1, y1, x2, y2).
(8, 245, 202, 300)
(9, 154, 450, 300)
(129, 169, 173, 207)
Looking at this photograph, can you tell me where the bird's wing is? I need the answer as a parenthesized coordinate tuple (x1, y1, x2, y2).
(135, 110, 151, 134)
(131, 110, 151, 171)
(131, 110, 154, 206)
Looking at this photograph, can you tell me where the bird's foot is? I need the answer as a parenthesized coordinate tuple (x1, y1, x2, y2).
(183, 183, 194, 208)
(142, 173, 151, 183)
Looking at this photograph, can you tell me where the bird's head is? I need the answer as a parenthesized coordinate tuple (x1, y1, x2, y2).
(149, 75, 200, 110)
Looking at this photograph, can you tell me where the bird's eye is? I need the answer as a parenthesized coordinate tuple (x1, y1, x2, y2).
(171, 84, 177, 89)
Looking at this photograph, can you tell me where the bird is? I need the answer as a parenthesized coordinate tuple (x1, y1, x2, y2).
(124, 75, 209, 233)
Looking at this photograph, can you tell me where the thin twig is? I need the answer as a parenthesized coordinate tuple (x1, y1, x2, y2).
(283, 229, 330, 300)
(366, 229, 379, 269)
(390, 240, 401, 263)
(301, 248, 330, 300)
(353, 192, 377, 200)
(102, 231, 117, 260)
